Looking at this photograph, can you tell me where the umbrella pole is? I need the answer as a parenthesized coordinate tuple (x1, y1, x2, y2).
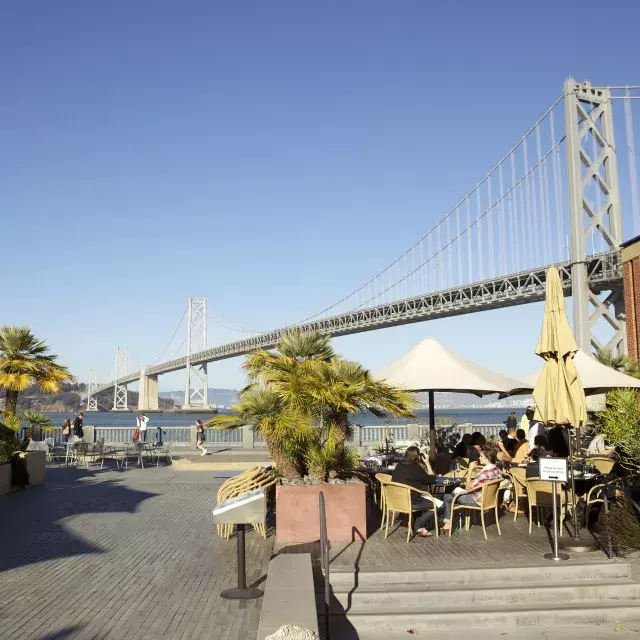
(569, 426, 580, 539)
(429, 391, 436, 466)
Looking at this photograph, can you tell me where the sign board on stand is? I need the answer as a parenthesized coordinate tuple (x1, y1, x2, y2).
(540, 458, 568, 482)
(212, 488, 267, 600)
(539, 457, 570, 562)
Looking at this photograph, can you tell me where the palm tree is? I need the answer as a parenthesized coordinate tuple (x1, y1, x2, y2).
(21, 409, 51, 440)
(0, 326, 75, 416)
(209, 330, 416, 482)
(595, 347, 640, 379)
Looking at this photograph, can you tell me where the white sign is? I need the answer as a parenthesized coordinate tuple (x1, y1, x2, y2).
(540, 457, 568, 482)
(212, 488, 265, 516)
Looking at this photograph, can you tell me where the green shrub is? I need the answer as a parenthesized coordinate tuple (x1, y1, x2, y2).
(596, 389, 640, 474)
(601, 497, 640, 556)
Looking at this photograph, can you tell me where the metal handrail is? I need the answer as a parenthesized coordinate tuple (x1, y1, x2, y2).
(319, 491, 330, 640)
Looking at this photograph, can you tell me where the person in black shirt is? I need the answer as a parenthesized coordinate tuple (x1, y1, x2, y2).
(505, 427, 518, 456)
(468, 432, 486, 462)
(504, 412, 517, 430)
(73, 412, 84, 439)
(547, 425, 569, 458)
(391, 446, 438, 537)
(452, 433, 471, 460)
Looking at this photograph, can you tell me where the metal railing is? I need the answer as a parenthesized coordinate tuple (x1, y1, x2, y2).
(319, 491, 331, 640)
(18, 427, 64, 443)
(350, 423, 506, 447)
(94, 426, 191, 446)
(204, 427, 243, 446)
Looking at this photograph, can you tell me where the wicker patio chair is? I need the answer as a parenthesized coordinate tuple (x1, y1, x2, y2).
(374, 473, 392, 531)
(587, 455, 616, 475)
(383, 481, 440, 543)
(525, 477, 568, 535)
(216, 468, 278, 539)
(449, 478, 502, 540)
(509, 467, 528, 522)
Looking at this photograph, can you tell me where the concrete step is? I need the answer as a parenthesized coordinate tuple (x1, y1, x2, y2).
(326, 621, 640, 640)
(320, 579, 640, 611)
(325, 561, 631, 590)
(323, 599, 640, 634)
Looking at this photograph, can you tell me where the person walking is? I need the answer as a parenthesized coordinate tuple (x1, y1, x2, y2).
(137, 413, 149, 442)
(73, 412, 84, 439)
(196, 420, 207, 456)
(62, 417, 72, 442)
(504, 412, 517, 430)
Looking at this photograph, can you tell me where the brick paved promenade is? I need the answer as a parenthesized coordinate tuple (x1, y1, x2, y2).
(0, 467, 272, 640)
(0, 464, 611, 640)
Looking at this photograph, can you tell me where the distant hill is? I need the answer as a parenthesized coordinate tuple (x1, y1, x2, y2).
(159, 388, 239, 408)
(0, 383, 175, 413)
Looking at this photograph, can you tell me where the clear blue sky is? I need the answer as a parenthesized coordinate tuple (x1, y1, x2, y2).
(2, 1, 639, 392)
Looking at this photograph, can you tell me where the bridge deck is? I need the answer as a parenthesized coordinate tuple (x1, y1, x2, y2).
(91, 251, 621, 394)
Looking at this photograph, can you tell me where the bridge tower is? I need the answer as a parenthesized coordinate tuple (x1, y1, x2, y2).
(113, 346, 129, 411)
(184, 298, 209, 409)
(86, 369, 98, 412)
(565, 79, 626, 354)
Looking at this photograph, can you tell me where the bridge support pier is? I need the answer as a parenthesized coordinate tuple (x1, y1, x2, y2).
(565, 79, 625, 354)
(138, 367, 159, 411)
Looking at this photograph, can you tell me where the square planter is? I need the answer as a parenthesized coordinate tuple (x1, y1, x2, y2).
(0, 463, 11, 495)
(25, 451, 46, 485)
(276, 482, 367, 543)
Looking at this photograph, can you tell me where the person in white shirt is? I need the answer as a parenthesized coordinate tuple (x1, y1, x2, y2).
(526, 412, 547, 453)
(519, 406, 534, 434)
(137, 414, 149, 442)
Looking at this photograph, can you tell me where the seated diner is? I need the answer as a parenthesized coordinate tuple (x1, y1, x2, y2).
(512, 428, 528, 460)
(452, 433, 471, 460)
(441, 441, 502, 533)
(468, 432, 486, 462)
(391, 446, 438, 537)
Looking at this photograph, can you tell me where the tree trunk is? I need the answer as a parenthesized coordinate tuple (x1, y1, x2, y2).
(4, 389, 19, 416)
(330, 412, 350, 448)
(265, 436, 302, 481)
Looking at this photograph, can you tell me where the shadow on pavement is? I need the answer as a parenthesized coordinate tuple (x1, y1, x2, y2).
(0, 465, 157, 572)
(39, 624, 86, 639)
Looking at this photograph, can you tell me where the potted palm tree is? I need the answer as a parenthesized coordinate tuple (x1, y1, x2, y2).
(0, 420, 26, 492)
(0, 436, 14, 495)
(209, 331, 415, 542)
(22, 410, 51, 485)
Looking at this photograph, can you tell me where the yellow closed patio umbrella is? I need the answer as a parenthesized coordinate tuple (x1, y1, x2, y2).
(533, 267, 586, 428)
(532, 266, 587, 540)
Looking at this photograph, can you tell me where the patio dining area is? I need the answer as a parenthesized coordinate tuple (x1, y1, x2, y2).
(29, 437, 174, 470)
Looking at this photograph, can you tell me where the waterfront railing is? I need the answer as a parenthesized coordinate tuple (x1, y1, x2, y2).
(20, 422, 505, 450)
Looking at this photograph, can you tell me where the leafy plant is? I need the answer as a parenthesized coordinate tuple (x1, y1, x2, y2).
(0, 438, 18, 464)
(595, 388, 640, 474)
(1, 414, 22, 433)
(0, 326, 75, 415)
(600, 496, 640, 556)
(595, 347, 640, 379)
(208, 330, 416, 482)
(21, 409, 51, 439)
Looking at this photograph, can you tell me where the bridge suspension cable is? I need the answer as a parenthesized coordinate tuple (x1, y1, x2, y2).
(152, 305, 188, 362)
(297, 94, 568, 323)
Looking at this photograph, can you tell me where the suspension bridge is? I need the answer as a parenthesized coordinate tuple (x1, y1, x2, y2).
(86, 79, 640, 411)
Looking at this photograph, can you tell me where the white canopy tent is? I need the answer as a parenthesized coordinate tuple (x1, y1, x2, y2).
(375, 338, 530, 459)
(520, 349, 640, 396)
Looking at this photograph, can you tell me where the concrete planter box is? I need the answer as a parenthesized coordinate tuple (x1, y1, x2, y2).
(25, 451, 46, 485)
(0, 463, 11, 495)
(276, 482, 367, 543)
